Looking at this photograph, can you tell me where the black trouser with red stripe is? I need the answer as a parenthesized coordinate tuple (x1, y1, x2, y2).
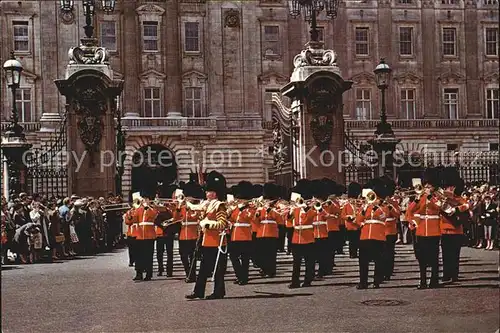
(415, 236, 440, 285)
(136, 239, 155, 277)
(229, 240, 251, 283)
(383, 234, 397, 278)
(179, 239, 197, 279)
(314, 237, 330, 277)
(256, 237, 277, 277)
(358, 239, 384, 286)
(193, 246, 227, 297)
(347, 230, 360, 258)
(156, 235, 174, 275)
(291, 243, 315, 286)
(328, 231, 342, 273)
(441, 234, 462, 281)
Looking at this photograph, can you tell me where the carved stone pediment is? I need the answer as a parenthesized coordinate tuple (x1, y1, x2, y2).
(136, 4, 165, 16)
(350, 72, 376, 85)
(182, 70, 207, 85)
(258, 71, 289, 85)
(393, 72, 422, 85)
(437, 71, 466, 84)
(140, 69, 167, 81)
(482, 72, 499, 84)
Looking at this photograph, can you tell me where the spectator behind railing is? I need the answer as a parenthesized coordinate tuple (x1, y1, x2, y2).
(1, 193, 126, 265)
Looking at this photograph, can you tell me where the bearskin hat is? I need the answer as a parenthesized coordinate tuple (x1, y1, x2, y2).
(347, 182, 362, 198)
(252, 184, 264, 199)
(422, 167, 441, 187)
(237, 181, 253, 200)
(183, 181, 205, 200)
(204, 171, 226, 200)
(263, 182, 280, 200)
(292, 179, 312, 199)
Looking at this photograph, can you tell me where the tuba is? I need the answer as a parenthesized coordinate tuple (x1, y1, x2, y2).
(366, 190, 377, 204)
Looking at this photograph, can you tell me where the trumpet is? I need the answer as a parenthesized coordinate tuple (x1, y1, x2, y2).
(313, 200, 323, 212)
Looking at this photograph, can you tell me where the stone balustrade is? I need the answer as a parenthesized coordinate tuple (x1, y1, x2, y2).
(345, 119, 499, 130)
(0, 122, 41, 132)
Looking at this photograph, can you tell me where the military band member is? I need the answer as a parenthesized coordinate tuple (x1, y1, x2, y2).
(325, 189, 342, 272)
(311, 184, 330, 279)
(186, 172, 229, 300)
(126, 196, 159, 281)
(254, 183, 282, 278)
(407, 171, 441, 289)
(288, 190, 316, 289)
(174, 183, 205, 282)
(228, 185, 254, 285)
(356, 181, 389, 289)
(439, 174, 469, 283)
(124, 197, 141, 267)
(156, 186, 181, 277)
(383, 179, 401, 281)
(342, 182, 362, 259)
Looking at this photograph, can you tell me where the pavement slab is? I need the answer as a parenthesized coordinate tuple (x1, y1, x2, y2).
(1, 244, 499, 333)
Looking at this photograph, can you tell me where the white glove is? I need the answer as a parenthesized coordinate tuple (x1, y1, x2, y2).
(486, 213, 490, 217)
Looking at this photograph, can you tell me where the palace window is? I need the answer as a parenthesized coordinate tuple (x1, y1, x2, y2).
(100, 21, 117, 51)
(355, 27, 369, 56)
(13, 21, 29, 52)
(184, 87, 204, 118)
(446, 143, 459, 151)
(317, 27, 325, 43)
(443, 88, 459, 119)
(490, 143, 499, 151)
(486, 88, 499, 119)
(441, 0, 458, 4)
(484, 0, 498, 4)
(485, 28, 499, 56)
(442, 27, 457, 56)
(15, 88, 33, 122)
(399, 27, 413, 56)
(355, 88, 372, 120)
(400, 88, 416, 119)
(143, 87, 162, 117)
(262, 25, 280, 57)
(398, 0, 413, 3)
(184, 22, 200, 52)
(142, 21, 158, 51)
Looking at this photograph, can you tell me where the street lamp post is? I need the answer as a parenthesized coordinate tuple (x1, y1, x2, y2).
(60, 0, 116, 39)
(2, 52, 32, 199)
(289, 0, 340, 42)
(369, 58, 400, 179)
(115, 101, 126, 196)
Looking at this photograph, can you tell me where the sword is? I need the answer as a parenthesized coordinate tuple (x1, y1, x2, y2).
(211, 229, 227, 282)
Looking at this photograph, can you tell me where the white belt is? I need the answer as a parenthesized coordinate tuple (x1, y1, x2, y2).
(234, 223, 251, 227)
(345, 215, 355, 219)
(312, 221, 327, 225)
(421, 215, 440, 219)
(364, 219, 385, 225)
(294, 225, 313, 230)
(139, 222, 155, 226)
(181, 222, 198, 226)
(261, 220, 277, 224)
(386, 218, 396, 222)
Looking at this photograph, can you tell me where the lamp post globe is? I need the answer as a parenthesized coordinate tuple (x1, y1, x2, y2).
(3, 53, 23, 89)
(59, 0, 74, 12)
(374, 58, 392, 90)
(101, 0, 116, 13)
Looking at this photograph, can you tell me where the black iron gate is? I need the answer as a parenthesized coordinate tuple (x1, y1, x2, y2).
(25, 114, 68, 198)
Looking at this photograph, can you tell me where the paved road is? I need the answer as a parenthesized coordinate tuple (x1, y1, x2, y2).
(2, 243, 499, 333)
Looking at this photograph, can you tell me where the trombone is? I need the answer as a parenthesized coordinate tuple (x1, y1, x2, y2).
(102, 202, 131, 212)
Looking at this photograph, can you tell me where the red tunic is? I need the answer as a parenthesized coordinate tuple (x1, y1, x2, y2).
(325, 201, 341, 232)
(230, 206, 253, 242)
(356, 204, 389, 241)
(341, 202, 359, 231)
(385, 198, 401, 236)
(202, 201, 228, 248)
(255, 207, 282, 239)
(291, 207, 315, 245)
(440, 195, 468, 235)
(312, 210, 329, 239)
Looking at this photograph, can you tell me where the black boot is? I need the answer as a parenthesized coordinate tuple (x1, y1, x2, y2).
(133, 273, 143, 281)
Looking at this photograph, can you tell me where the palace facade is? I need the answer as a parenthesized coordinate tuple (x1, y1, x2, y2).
(0, 0, 498, 197)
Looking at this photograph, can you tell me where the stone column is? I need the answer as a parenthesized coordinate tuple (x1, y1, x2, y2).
(281, 41, 352, 184)
(55, 39, 123, 197)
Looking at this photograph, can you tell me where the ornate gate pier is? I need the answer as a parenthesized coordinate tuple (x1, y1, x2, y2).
(55, 36, 123, 197)
(281, 41, 352, 184)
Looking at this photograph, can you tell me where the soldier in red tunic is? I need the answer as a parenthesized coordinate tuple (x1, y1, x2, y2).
(186, 171, 229, 300)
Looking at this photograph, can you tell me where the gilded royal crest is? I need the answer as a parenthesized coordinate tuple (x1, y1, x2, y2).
(310, 114, 333, 151)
